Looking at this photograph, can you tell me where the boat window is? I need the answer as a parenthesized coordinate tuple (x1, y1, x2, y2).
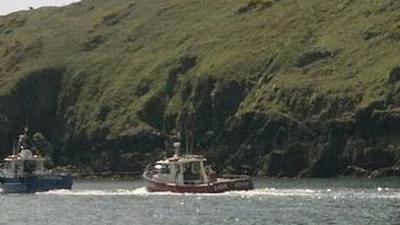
(183, 162, 201, 183)
(15, 164, 21, 173)
(24, 160, 36, 173)
(191, 162, 200, 174)
(4, 162, 12, 170)
(155, 164, 170, 174)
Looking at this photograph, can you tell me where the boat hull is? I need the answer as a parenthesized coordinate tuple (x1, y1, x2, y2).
(143, 172, 253, 193)
(0, 175, 73, 194)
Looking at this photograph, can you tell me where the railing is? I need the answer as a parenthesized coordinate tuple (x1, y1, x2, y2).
(73, 171, 142, 178)
(221, 174, 250, 180)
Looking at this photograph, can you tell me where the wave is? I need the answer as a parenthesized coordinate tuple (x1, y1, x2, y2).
(37, 187, 400, 199)
(38, 188, 148, 196)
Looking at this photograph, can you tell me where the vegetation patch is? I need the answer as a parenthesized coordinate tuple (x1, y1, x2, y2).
(101, 8, 132, 26)
(236, 0, 275, 14)
(294, 50, 335, 68)
(0, 17, 26, 34)
(80, 35, 105, 51)
(362, 27, 382, 40)
(3, 39, 43, 71)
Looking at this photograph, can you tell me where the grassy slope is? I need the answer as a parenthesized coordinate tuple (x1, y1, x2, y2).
(0, 0, 399, 174)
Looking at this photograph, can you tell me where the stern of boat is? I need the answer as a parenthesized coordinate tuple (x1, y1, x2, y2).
(220, 175, 254, 191)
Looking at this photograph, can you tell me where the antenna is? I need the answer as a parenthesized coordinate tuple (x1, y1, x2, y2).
(190, 131, 194, 154)
(24, 114, 29, 130)
(162, 112, 168, 158)
(12, 139, 16, 155)
(164, 138, 169, 158)
(185, 130, 189, 155)
(163, 95, 170, 158)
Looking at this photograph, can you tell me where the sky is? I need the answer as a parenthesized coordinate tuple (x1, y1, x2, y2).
(0, 0, 81, 16)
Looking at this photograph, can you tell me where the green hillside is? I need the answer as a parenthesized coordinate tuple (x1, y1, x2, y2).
(0, 0, 399, 176)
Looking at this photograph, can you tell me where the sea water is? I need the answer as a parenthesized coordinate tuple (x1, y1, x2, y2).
(0, 178, 399, 225)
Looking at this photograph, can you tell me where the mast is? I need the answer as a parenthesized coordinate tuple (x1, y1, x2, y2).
(185, 130, 189, 155)
(12, 139, 16, 155)
(162, 96, 170, 157)
(190, 131, 194, 154)
(162, 109, 168, 158)
(173, 142, 181, 156)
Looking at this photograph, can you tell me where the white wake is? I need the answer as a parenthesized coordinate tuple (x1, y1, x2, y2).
(37, 187, 400, 199)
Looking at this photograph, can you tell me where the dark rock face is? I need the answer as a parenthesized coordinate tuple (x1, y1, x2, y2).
(166, 55, 197, 96)
(388, 66, 400, 84)
(194, 87, 400, 177)
(0, 67, 64, 156)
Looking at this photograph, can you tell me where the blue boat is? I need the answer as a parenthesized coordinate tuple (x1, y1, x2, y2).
(0, 130, 73, 193)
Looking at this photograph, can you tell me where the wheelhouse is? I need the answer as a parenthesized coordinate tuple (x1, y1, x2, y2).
(1, 149, 45, 178)
(151, 155, 209, 185)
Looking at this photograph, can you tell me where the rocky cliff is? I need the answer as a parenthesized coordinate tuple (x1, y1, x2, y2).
(0, 0, 400, 177)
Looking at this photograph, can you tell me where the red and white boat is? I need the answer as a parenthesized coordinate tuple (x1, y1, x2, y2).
(143, 142, 253, 193)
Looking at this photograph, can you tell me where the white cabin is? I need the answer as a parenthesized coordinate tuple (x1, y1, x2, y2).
(153, 154, 209, 185)
(1, 149, 45, 178)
